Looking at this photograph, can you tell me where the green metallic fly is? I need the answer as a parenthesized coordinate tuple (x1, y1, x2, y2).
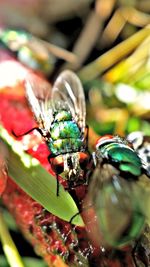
(0, 27, 54, 75)
(24, 70, 91, 196)
(85, 134, 150, 248)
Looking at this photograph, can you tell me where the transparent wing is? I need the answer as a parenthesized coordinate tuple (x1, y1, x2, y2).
(52, 70, 86, 134)
(25, 73, 53, 131)
(89, 163, 144, 247)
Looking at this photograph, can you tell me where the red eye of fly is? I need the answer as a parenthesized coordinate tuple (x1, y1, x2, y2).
(96, 134, 114, 149)
(79, 152, 90, 170)
(50, 155, 64, 174)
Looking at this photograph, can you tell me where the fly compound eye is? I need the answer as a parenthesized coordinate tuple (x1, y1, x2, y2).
(79, 152, 90, 170)
(50, 156, 64, 174)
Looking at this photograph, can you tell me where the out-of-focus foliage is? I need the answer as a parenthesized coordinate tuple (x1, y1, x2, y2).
(0, 256, 48, 267)
(0, 1, 150, 267)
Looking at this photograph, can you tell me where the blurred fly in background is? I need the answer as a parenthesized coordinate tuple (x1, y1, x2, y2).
(0, 1, 150, 267)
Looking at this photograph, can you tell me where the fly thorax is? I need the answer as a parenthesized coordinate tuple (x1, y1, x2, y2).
(53, 109, 72, 122)
(97, 142, 142, 177)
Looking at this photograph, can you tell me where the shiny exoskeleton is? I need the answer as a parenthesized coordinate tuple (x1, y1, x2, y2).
(0, 27, 53, 74)
(24, 70, 91, 195)
(87, 135, 147, 248)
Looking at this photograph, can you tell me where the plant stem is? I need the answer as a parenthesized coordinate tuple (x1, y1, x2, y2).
(78, 26, 150, 82)
(0, 211, 25, 267)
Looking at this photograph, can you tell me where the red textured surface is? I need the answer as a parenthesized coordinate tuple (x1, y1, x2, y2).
(0, 53, 136, 267)
(0, 164, 7, 196)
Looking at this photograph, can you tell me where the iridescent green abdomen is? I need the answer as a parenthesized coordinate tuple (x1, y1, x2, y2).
(49, 110, 82, 155)
(51, 121, 81, 140)
(48, 138, 83, 155)
(100, 142, 142, 176)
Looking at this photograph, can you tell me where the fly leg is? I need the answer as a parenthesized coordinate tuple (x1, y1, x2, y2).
(12, 127, 44, 150)
(56, 174, 60, 197)
(69, 204, 93, 225)
(12, 127, 43, 137)
(69, 211, 80, 225)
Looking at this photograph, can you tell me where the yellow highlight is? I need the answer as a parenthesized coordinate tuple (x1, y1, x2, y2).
(0, 212, 25, 267)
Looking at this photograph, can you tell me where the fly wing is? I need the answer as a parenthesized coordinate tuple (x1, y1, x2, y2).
(52, 70, 86, 135)
(88, 162, 143, 247)
(24, 73, 53, 131)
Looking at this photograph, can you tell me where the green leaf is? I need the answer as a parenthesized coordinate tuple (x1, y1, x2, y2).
(0, 125, 84, 226)
(0, 255, 8, 267)
(2, 209, 18, 232)
(78, 27, 150, 82)
(0, 256, 48, 267)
